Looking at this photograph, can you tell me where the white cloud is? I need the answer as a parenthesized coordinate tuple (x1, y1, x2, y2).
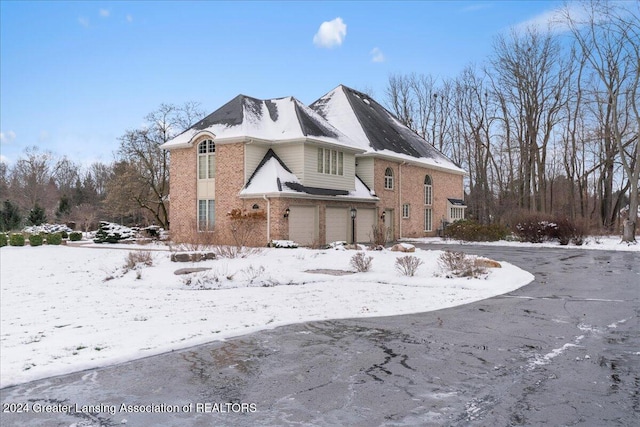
(313, 17, 347, 48)
(78, 16, 90, 28)
(99, 9, 110, 18)
(126, 14, 133, 23)
(370, 47, 385, 63)
(0, 130, 16, 144)
(513, 3, 590, 34)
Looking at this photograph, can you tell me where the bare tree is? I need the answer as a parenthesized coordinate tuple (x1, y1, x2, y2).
(113, 102, 204, 229)
(10, 146, 58, 214)
(490, 27, 569, 213)
(564, 1, 640, 241)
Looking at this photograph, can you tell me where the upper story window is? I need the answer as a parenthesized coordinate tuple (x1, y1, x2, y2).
(384, 167, 394, 190)
(424, 175, 432, 205)
(198, 139, 215, 179)
(317, 148, 344, 176)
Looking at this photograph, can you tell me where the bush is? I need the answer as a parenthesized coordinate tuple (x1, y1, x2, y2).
(438, 250, 487, 278)
(0, 233, 7, 247)
(350, 252, 373, 272)
(47, 232, 62, 245)
(514, 215, 557, 243)
(69, 231, 83, 241)
(395, 255, 424, 277)
(94, 221, 136, 244)
(124, 251, 153, 271)
(444, 219, 509, 242)
(370, 223, 388, 246)
(28, 233, 44, 246)
(9, 233, 25, 246)
(514, 214, 587, 245)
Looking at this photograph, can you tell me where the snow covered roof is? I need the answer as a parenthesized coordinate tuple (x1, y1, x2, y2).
(240, 149, 377, 201)
(310, 85, 466, 174)
(162, 94, 363, 151)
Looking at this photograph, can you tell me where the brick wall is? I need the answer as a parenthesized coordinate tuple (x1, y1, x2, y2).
(168, 144, 197, 243)
(374, 159, 464, 239)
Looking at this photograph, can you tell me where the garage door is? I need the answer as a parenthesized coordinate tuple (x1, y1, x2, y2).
(288, 206, 317, 246)
(355, 208, 376, 243)
(326, 207, 349, 244)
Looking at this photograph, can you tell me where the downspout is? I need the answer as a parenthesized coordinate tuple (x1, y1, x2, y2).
(263, 194, 271, 244)
(399, 161, 407, 240)
(399, 162, 402, 240)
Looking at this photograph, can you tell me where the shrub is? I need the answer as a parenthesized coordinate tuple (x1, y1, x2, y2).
(350, 252, 373, 272)
(47, 232, 62, 245)
(124, 251, 153, 271)
(61, 231, 69, 239)
(69, 231, 83, 241)
(227, 208, 267, 247)
(28, 233, 44, 246)
(240, 265, 265, 283)
(514, 215, 557, 243)
(94, 221, 136, 243)
(370, 223, 388, 246)
(0, 233, 7, 247)
(395, 255, 424, 277)
(9, 233, 25, 246)
(438, 250, 487, 278)
(444, 219, 509, 242)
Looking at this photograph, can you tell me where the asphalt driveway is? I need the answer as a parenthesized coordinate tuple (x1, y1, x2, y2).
(1, 245, 638, 426)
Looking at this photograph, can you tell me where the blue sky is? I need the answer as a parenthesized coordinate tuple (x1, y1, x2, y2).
(0, 0, 564, 166)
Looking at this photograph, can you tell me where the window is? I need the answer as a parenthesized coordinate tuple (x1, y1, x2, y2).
(402, 204, 410, 218)
(384, 167, 394, 190)
(198, 199, 215, 230)
(198, 140, 215, 179)
(424, 208, 433, 232)
(424, 175, 432, 205)
(450, 207, 465, 221)
(317, 148, 344, 175)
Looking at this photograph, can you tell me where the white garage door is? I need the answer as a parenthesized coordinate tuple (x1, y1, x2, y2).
(326, 207, 349, 244)
(288, 206, 317, 246)
(355, 208, 376, 243)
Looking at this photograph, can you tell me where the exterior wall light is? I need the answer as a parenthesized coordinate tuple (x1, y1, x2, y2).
(284, 208, 290, 218)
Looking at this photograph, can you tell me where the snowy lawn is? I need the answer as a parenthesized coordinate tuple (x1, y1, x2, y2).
(409, 235, 640, 252)
(2, 243, 536, 388)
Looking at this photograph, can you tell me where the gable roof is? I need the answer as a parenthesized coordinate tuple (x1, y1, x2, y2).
(310, 85, 465, 174)
(162, 95, 363, 151)
(240, 149, 377, 201)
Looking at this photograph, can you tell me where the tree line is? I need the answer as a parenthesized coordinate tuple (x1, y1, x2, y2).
(384, 2, 638, 241)
(0, 102, 203, 232)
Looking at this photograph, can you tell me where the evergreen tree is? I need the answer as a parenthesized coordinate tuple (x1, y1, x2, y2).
(27, 203, 47, 226)
(0, 200, 22, 231)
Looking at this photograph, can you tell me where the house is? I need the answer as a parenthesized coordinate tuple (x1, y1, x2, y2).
(161, 85, 466, 246)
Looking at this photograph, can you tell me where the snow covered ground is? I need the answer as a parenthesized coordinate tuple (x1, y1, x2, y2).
(410, 235, 640, 252)
(0, 242, 538, 388)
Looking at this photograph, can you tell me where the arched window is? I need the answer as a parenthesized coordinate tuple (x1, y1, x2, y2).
(424, 175, 432, 205)
(384, 167, 394, 190)
(198, 139, 215, 179)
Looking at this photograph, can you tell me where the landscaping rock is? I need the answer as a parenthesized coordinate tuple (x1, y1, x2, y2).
(174, 267, 212, 275)
(474, 257, 502, 268)
(390, 243, 416, 253)
(170, 252, 216, 262)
